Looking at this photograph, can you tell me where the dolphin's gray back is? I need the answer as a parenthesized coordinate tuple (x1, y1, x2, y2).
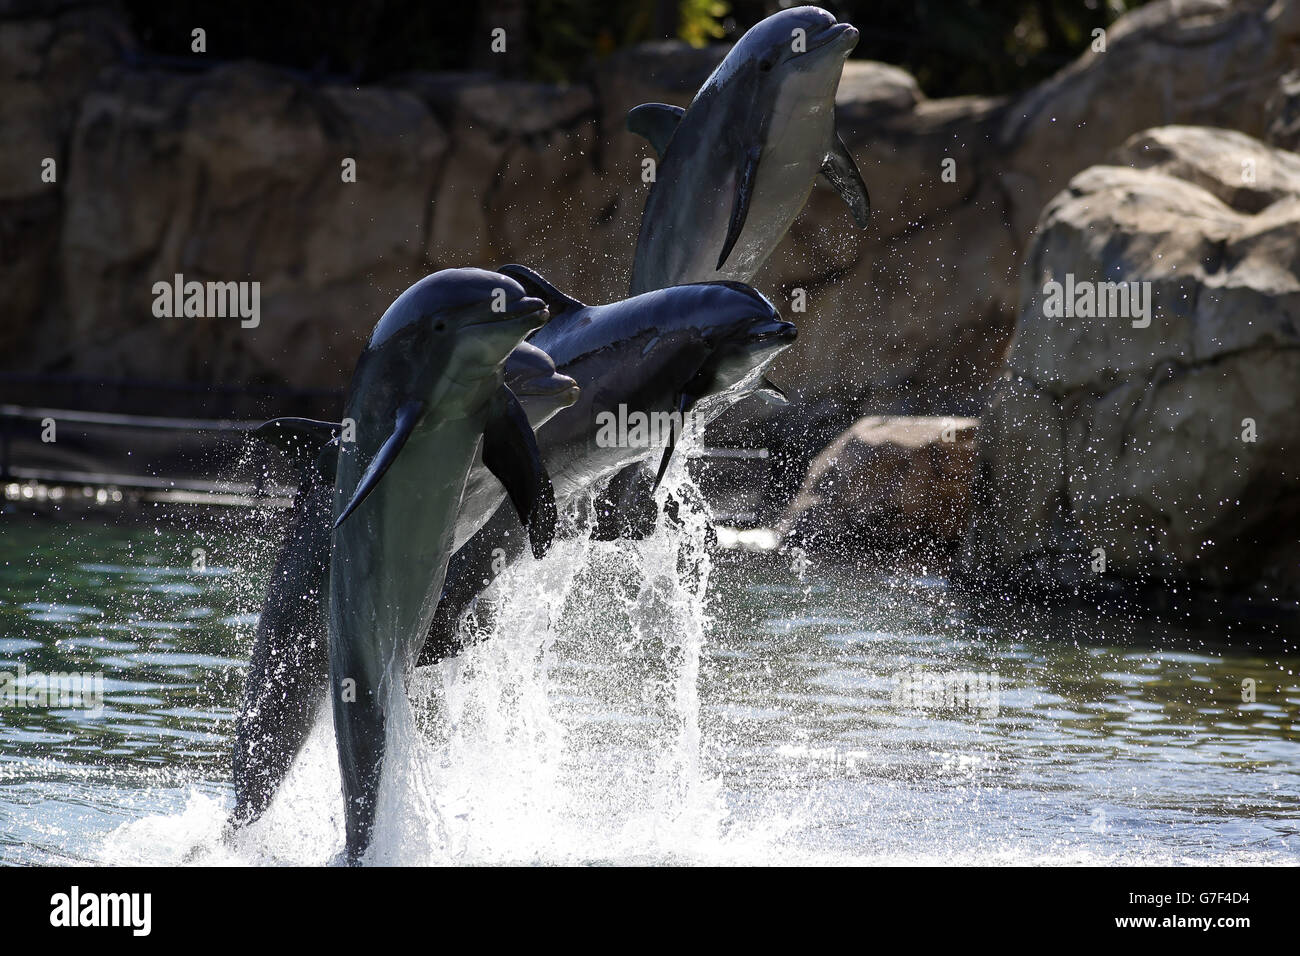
(630, 97, 741, 295)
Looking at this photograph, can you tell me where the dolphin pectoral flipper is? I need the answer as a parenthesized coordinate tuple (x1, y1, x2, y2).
(626, 103, 685, 158)
(717, 146, 762, 272)
(482, 385, 557, 559)
(334, 400, 425, 529)
(756, 376, 789, 405)
(498, 264, 585, 319)
(652, 391, 697, 493)
(821, 134, 870, 228)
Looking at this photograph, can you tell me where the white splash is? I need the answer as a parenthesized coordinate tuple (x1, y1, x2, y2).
(104, 467, 762, 865)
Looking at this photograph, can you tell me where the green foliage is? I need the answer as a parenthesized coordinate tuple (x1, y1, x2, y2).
(526, 0, 657, 83)
(679, 0, 731, 48)
(124, 0, 1153, 95)
(800, 0, 1152, 96)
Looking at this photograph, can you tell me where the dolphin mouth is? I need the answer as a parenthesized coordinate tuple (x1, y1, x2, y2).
(467, 295, 550, 327)
(804, 22, 858, 56)
(747, 319, 798, 344)
(506, 296, 548, 319)
(515, 379, 580, 405)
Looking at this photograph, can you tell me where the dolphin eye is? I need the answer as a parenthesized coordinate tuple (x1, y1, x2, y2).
(434, 320, 447, 332)
(759, 59, 773, 72)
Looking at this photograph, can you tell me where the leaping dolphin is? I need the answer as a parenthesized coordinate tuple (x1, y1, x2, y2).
(418, 264, 797, 663)
(227, 345, 577, 833)
(328, 268, 558, 861)
(628, 5, 869, 295)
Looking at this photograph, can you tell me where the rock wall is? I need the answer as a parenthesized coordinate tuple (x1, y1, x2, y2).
(2, 0, 1298, 421)
(961, 126, 1300, 599)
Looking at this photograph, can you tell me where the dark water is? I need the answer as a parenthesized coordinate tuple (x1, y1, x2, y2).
(1, 509, 1297, 865)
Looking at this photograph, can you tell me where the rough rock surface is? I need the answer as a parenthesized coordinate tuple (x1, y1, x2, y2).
(961, 126, 1300, 598)
(1267, 69, 1300, 151)
(2, 0, 1297, 413)
(767, 0, 1300, 417)
(56, 62, 447, 389)
(780, 416, 978, 555)
(0, 2, 132, 361)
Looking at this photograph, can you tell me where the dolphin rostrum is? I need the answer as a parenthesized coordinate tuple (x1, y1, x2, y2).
(628, 5, 869, 295)
(327, 268, 558, 861)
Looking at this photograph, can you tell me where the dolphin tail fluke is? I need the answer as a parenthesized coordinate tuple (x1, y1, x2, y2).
(482, 384, 557, 559)
(717, 146, 761, 272)
(334, 400, 425, 529)
(497, 264, 585, 318)
(821, 133, 870, 228)
(626, 102, 685, 158)
(251, 417, 342, 478)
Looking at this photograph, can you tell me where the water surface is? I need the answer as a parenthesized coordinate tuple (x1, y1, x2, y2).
(1, 508, 1296, 865)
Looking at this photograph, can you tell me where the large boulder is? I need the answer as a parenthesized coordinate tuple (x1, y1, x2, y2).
(962, 126, 1300, 599)
(760, 0, 1300, 418)
(780, 416, 978, 556)
(710, 0, 1300, 502)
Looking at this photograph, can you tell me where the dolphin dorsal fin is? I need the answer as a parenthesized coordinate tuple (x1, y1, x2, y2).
(250, 417, 340, 454)
(626, 103, 685, 158)
(250, 417, 342, 483)
(820, 133, 870, 228)
(497, 264, 585, 318)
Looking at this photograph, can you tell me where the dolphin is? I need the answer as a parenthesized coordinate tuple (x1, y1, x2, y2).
(230, 417, 340, 829)
(628, 5, 869, 295)
(328, 268, 558, 861)
(226, 347, 577, 832)
(502, 265, 793, 511)
(418, 264, 797, 663)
